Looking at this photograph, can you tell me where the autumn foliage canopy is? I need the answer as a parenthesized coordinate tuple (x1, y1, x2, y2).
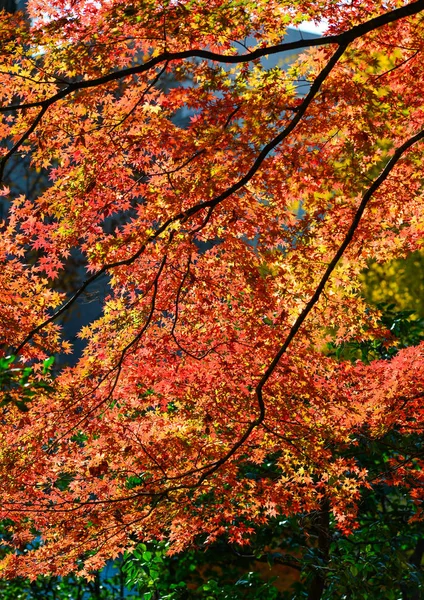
(0, 0, 424, 580)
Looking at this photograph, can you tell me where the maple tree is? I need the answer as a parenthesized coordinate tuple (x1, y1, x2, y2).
(0, 0, 424, 593)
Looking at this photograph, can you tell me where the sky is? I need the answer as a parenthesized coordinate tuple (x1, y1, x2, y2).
(297, 19, 329, 35)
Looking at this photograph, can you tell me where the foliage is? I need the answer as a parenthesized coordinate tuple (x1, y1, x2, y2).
(2, 296, 424, 600)
(0, 555, 140, 599)
(122, 541, 282, 599)
(362, 251, 424, 318)
(0, 2, 424, 599)
(0, 355, 55, 412)
(326, 303, 424, 363)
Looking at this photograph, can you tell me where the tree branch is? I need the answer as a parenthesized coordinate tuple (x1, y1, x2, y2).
(13, 43, 347, 355)
(195, 127, 424, 485)
(1, 0, 423, 113)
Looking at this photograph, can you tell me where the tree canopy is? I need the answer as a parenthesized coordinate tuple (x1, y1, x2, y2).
(0, 0, 424, 587)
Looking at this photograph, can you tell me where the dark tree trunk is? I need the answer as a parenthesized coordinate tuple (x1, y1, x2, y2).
(308, 499, 331, 600)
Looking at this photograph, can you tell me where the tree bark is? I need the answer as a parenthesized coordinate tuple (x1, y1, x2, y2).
(308, 499, 331, 600)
